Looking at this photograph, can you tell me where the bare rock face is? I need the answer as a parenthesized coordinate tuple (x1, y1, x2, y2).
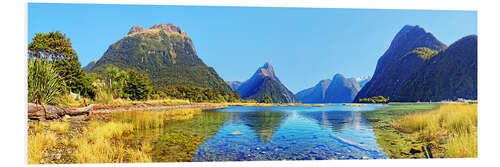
(127, 25, 146, 35)
(149, 23, 187, 35)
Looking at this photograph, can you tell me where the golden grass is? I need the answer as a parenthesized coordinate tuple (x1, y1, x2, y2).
(390, 104, 477, 158)
(446, 130, 477, 158)
(109, 98, 191, 106)
(73, 121, 151, 163)
(48, 121, 69, 134)
(111, 108, 203, 130)
(300, 104, 312, 107)
(57, 93, 89, 107)
(312, 104, 326, 107)
(28, 130, 57, 164)
(287, 103, 300, 106)
(327, 103, 336, 106)
(88, 122, 134, 139)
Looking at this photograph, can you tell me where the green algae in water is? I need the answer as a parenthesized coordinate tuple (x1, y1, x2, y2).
(151, 111, 229, 162)
(362, 104, 441, 158)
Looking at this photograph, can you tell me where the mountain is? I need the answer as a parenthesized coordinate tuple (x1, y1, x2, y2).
(83, 60, 98, 72)
(295, 79, 331, 103)
(235, 62, 299, 103)
(354, 25, 447, 102)
(225, 81, 242, 91)
(393, 35, 477, 101)
(85, 23, 236, 96)
(296, 75, 369, 103)
(324, 74, 361, 103)
(351, 76, 371, 88)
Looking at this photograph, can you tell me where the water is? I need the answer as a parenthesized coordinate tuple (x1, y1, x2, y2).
(192, 104, 388, 161)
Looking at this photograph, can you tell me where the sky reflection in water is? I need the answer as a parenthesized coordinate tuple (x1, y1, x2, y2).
(193, 105, 387, 161)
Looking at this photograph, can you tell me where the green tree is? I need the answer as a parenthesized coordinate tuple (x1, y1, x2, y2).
(28, 31, 94, 97)
(28, 59, 63, 119)
(123, 70, 152, 100)
(262, 95, 273, 103)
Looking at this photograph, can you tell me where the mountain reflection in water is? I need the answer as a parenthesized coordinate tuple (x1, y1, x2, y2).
(193, 105, 387, 161)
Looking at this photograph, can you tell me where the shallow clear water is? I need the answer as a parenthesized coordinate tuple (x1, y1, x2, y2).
(193, 104, 388, 161)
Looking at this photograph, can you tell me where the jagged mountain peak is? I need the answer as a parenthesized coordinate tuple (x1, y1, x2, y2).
(389, 25, 446, 52)
(127, 25, 146, 35)
(127, 23, 187, 36)
(235, 62, 299, 103)
(257, 62, 276, 78)
(332, 73, 345, 80)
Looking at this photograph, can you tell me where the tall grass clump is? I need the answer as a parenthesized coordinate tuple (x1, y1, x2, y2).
(390, 104, 477, 158)
(111, 108, 203, 130)
(446, 130, 477, 158)
(73, 121, 151, 163)
(28, 130, 57, 164)
(48, 121, 69, 134)
(56, 93, 89, 107)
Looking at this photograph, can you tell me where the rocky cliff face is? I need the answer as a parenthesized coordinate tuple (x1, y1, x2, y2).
(354, 25, 447, 102)
(235, 62, 299, 103)
(87, 23, 236, 96)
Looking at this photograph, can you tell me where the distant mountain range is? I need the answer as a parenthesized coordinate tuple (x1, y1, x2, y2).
(84, 23, 237, 97)
(355, 25, 477, 102)
(225, 81, 242, 91)
(296, 74, 370, 103)
(227, 62, 299, 103)
(83, 23, 476, 103)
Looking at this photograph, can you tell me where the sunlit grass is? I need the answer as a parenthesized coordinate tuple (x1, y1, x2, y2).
(48, 121, 69, 134)
(390, 104, 477, 158)
(446, 130, 477, 158)
(111, 108, 203, 130)
(312, 104, 326, 107)
(28, 130, 57, 164)
(73, 121, 149, 163)
(56, 93, 89, 107)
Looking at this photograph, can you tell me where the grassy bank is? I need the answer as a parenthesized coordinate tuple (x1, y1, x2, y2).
(27, 108, 227, 164)
(363, 103, 477, 158)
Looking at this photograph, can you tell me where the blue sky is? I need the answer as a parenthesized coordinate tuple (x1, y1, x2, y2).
(28, 3, 477, 93)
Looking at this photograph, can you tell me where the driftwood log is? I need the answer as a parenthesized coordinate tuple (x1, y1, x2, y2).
(28, 103, 93, 120)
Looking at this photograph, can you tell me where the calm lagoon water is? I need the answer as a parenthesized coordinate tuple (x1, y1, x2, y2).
(192, 104, 388, 161)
